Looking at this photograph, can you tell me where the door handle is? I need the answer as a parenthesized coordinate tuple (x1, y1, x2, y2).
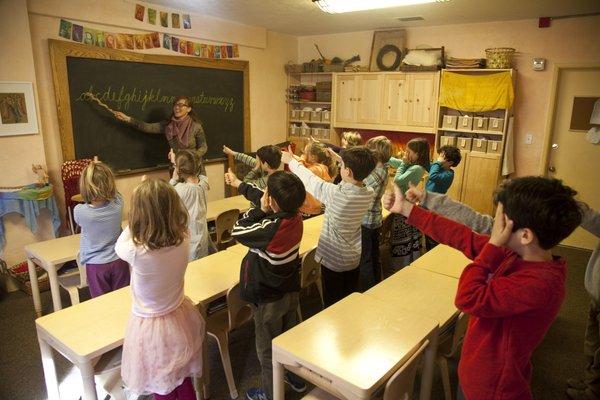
(548, 166, 556, 172)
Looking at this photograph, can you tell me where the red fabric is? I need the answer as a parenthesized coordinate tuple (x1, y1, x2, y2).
(61, 159, 93, 230)
(407, 206, 566, 400)
(266, 213, 303, 255)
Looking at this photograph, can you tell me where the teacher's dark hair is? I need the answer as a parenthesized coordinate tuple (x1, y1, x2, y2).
(171, 96, 199, 122)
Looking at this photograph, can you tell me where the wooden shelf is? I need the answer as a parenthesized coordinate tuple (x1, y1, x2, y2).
(288, 72, 333, 75)
(443, 68, 514, 73)
(438, 127, 504, 135)
(288, 101, 332, 105)
(290, 119, 331, 125)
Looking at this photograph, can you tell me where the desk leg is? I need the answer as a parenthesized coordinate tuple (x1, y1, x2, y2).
(419, 328, 439, 400)
(38, 336, 60, 400)
(46, 262, 63, 312)
(272, 359, 284, 400)
(28, 259, 42, 317)
(79, 360, 98, 400)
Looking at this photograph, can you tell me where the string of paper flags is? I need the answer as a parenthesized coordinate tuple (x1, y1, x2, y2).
(58, 19, 239, 59)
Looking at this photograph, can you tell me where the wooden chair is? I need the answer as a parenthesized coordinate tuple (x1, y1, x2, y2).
(298, 247, 323, 320)
(302, 339, 431, 400)
(206, 283, 254, 399)
(92, 346, 126, 400)
(60, 159, 93, 234)
(57, 252, 88, 306)
(215, 209, 240, 251)
(436, 312, 469, 400)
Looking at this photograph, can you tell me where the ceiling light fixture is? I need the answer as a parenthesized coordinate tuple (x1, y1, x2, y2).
(312, 0, 449, 14)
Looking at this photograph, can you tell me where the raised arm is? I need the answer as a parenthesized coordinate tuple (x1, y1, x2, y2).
(288, 159, 335, 205)
(420, 190, 494, 234)
(427, 162, 454, 186)
(580, 202, 600, 238)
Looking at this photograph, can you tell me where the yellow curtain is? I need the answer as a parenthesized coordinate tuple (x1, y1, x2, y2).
(439, 71, 514, 112)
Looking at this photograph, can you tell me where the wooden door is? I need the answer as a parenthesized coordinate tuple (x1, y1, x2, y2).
(334, 74, 357, 125)
(445, 150, 468, 201)
(356, 74, 383, 124)
(408, 73, 437, 128)
(547, 66, 600, 249)
(382, 74, 409, 125)
(461, 153, 501, 216)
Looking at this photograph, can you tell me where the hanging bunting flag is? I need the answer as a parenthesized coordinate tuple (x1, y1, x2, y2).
(134, 34, 145, 49)
(59, 19, 72, 39)
(148, 9, 157, 25)
(171, 36, 180, 52)
(163, 33, 171, 50)
(160, 11, 169, 27)
(143, 33, 154, 49)
(171, 14, 181, 29)
(183, 14, 192, 29)
(135, 4, 145, 22)
(96, 31, 106, 48)
(105, 32, 117, 49)
(151, 32, 160, 48)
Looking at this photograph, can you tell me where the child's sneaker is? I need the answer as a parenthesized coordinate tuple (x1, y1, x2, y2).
(246, 387, 270, 400)
(284, 372, 307, 393)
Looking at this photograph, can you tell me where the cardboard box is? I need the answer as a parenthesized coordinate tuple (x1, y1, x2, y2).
(310, 110, 322, 122)
(439, 136, 457, 147)
(473, 117, 489, 131)
(442, 115, 457, 130)
(458, 115, 473, 131)
(489, 117, 504, 132)
(487, 140, 504, 155)
(457, 137, 472, 151)
(472, 138, 488, 152)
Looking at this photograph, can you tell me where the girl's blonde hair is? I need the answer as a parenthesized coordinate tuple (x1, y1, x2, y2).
(129, 179, 188, 250)
(79, 162, 116, 203)
(366, 136, 392, 164)
(342, 131, 363, 148)
(305, 142, 338, 178)
(175, 149, 199, 178)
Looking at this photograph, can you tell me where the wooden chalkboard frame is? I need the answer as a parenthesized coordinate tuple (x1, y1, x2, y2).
(48, 39, 250, 173)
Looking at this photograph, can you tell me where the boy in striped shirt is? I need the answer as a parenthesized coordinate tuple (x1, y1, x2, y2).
(282, 146, 376, 307)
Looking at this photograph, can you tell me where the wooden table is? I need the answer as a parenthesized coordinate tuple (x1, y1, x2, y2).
(206, 195, 250, 222)
(365, 267, 459, 330)
(26, 234, 81, 316)
(410, 244, 471, 279)
(272, 293, 439, 400)
(36, 250, 244, 400)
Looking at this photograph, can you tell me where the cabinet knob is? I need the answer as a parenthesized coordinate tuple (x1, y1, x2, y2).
(404, 100, 408, 103)
(358, 98, 361, 101)
(416, 99, 420, 102)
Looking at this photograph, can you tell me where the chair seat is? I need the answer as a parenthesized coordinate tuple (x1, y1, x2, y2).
(57, 271, 81, 289)
(94, 346, 123, 375)
(206, 307, 229, 334)
(302, 387, 338, 400)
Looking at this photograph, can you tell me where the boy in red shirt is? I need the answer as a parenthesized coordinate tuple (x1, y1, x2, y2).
(384, 177, 582, 400)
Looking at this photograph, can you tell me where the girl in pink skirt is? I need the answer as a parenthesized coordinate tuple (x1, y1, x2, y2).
(115, 179, 204, 399)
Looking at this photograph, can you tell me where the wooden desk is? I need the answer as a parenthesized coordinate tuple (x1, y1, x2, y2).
(26, 234, 81, 316)
(365, 267, 459, 330)
(272, 293, 439, 400)
(302, 215, 324, 236)
(36, 250, 244, 400)
(206, 195, 250, 222)
(227, 233, 320, 258)
(410, 244, 471, 279)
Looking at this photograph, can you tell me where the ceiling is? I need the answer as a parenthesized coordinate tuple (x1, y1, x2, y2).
(142, 0, 600, 36)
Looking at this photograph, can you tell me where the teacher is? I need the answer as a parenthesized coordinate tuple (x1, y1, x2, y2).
(113, 96, 207, 174)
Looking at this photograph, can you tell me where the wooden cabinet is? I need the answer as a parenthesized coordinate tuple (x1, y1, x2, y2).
(435, 69, 515, 215)
(332, 71, 439, 133)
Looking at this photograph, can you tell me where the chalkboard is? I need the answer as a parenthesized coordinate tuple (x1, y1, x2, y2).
(49, 39, 249, 174)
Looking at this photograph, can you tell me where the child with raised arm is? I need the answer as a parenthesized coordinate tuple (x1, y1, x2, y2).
(170, 149, 210, 261)
(223, 145, 283, 190)
(74, 161, 130, 297)
(224, 169, 307, 400)
(116, 179, 204, 399)
(387, 137, 431, 269)
(359, 136, 392, 290)
(384, 176, 582, 400)
(295, 142, 336, 218)
(282, 145, 376, 307)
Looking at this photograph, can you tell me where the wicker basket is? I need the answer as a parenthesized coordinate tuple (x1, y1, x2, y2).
(1, 260, 50, 296)
(485, 48, 515, 69)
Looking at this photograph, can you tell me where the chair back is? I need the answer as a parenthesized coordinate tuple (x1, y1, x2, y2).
(75, 251, 88, 289)
(215, 209, 240, 250)
(300, 247, 320, 290)
(448, 312, 469, 358)
(61, 159, 93, 209)
(226, 283, 253, 330)
(383, 339, 430, 400)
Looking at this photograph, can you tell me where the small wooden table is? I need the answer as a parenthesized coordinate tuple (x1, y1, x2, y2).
(26, 234, 81, 316)
(206, 195, 250, 222)
(410, 244, 471, 279)
(36, 250, 244, 400)
(226, 233, 320, 258)
(272, 293, 439, 400)
(365, 267, 459, 330)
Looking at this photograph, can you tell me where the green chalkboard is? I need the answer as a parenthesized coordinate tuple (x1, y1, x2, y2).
(50, 40, 249, 174)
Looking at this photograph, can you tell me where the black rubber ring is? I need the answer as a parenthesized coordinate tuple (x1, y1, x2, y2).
(376, 44, 403, 71)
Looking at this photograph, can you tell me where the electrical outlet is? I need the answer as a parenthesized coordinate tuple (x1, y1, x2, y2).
(525, 133, 533, 145)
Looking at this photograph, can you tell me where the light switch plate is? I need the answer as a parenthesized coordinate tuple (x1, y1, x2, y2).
(525, 133, 533, 144)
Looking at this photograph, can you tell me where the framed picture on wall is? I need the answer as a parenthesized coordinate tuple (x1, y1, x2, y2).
(0, 81, 39, 136)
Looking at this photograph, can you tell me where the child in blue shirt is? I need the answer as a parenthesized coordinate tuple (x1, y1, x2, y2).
(425, 145, 462, 194)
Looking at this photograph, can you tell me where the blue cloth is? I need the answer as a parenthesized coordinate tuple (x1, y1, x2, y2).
(425, 162, 454, 194)
(74, 194, 124, 265)
(0, 192, 61, 250)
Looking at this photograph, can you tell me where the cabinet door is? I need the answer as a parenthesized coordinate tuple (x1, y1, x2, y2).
(445, 150, 468, 201)
(382, 74, 409, 125)
(408, 73, 437, 127)
(334, 74, 357, 124)
(356, 74, 383, 124)
(460, 153, 502, 215)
